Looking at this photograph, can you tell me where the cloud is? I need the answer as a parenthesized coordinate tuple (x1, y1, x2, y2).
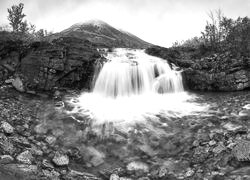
(0, 0, 250, 47)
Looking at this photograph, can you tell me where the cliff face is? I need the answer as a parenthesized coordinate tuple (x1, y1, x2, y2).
(146, 46, 250, 91)
(0, 33, 101, 92)
(20, 37, 101, 91)
(184, 54, 250, 91)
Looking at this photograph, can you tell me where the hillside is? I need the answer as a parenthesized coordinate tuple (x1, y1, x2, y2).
(49, 20, 152, 48)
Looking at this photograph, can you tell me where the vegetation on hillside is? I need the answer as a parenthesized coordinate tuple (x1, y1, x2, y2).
(173, 9, 250, 58)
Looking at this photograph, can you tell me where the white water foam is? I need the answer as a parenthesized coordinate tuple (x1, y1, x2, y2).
(67, 49, 207, 126)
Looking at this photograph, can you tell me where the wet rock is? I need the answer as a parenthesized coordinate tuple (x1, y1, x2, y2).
(238, 110, 250, 117)
(16, 150, 33, 164)
(42, 159, 54, 169)
(34, 123, 48, 134)
(45, 135, 57, 145)
(0, 155, 14, 164)
(0, 138, 16, 155)
(3, 164, 38, 177)
(52, 152, 69, 166)
(1, 121, 14, 134)
(243, 104, 250, 109)
(83, 146, 105, 167)
(29, 145, 43, 156)
(90, 155, 105, 167)
(233, 140, 250, 161)
(185, 168, 195, 177)
(212, 143, 226, 154)
(208, 140, 217, 146)
(119, 178, 133, 180)
(126, 161, 149, 173)
(110, 174, 120, 180)
(42, 169, 60, 180)
(223, 122, 242, 131)
(66, 169, 101, 180)
(12, 76, 25, 92)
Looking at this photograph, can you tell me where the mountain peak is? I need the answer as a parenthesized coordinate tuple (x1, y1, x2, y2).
(83, 19, 109, 26)
(59, 20, 152, 48)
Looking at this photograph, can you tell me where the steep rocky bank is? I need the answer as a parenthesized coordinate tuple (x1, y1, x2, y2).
(146, 46, 250, 91)
(0, 32, 102, 93)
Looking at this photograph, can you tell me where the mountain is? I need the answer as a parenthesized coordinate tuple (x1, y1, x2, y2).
(50, 20, 152, 48)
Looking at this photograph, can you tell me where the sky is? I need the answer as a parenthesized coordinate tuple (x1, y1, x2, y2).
(0, 0, 250, 47)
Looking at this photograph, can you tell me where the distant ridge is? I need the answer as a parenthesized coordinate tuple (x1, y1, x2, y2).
(51, 19, 152, 48)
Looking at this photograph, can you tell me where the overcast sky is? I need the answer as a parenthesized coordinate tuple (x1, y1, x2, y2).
(0, 0, 250, 47)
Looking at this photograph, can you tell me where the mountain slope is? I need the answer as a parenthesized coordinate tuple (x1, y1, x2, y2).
(53, 20, 152, 48)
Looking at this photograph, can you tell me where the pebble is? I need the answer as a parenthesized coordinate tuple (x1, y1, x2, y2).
(126, 161, 149, 173)
(45, 135, 57, 145)
(42, 159, 54, 169)
(12, 77, 25, 92)
(185, 168, 195, 177)
(90, 155, 104, 167)
(34, 123, 48, 134)
(110, 174, 120, 180)
(16, 150, 33, 164)
(52, 152, 69, 166)
(212, 143, 226, 154)
(208, 140, 217, 146)
(1, 121, 14, 134)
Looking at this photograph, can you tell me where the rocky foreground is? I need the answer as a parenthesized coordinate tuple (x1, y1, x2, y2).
(0, 85, 250, 180)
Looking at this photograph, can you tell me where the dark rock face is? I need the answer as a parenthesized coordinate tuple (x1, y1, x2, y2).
(20, 37, 101, 91)
(0, 37, 23, 84)
(0, 33, 101, 92)
(184, 54, 250, 91)
(146, 46, 250, 91)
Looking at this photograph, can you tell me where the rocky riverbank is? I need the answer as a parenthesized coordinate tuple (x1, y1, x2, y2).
(0, 85, 250, 180)
(0, 32, 103, 94)
(146, 46, 250, 91)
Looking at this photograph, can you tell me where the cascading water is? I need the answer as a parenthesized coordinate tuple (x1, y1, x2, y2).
(68, 48, 205, 126)
(93, 49, 183, 97)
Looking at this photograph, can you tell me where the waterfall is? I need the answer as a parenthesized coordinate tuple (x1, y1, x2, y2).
(93, 48, 184, 97)
(68, 48, 204, 125)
